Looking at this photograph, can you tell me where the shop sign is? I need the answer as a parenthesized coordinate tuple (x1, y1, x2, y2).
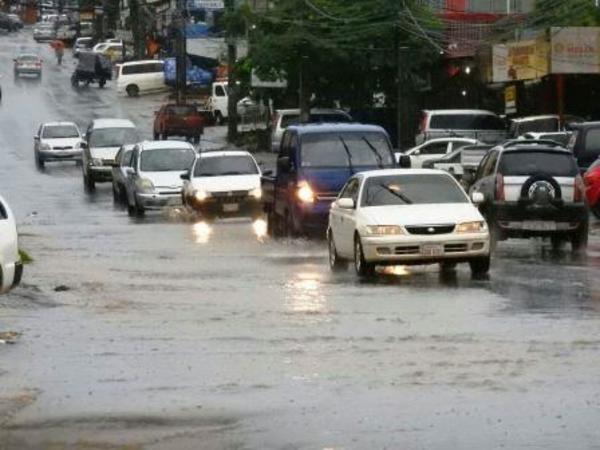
(492, 38, 548, 83)
(551, 27, 600, 74)
(505, 85, 517, 115)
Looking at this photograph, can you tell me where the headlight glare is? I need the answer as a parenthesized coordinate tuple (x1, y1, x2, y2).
(366, 225, 404, 235)
(249, 187, 262, 199)
(297, 182, 314, 203)
(455, 221, 486, 233)
(195, 189, 210, 202)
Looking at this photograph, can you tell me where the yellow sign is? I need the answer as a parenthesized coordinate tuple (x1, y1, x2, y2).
(505, 85, 517, 114)
(493, 38, 549, 82)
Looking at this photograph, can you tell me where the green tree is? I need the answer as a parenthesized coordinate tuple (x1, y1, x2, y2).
(533, 0, 600, 27)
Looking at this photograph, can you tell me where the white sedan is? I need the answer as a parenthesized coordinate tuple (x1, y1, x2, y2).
(327, 169, 490, 278)
(0, 195, 23, 294)
(402, 138, 479, 168)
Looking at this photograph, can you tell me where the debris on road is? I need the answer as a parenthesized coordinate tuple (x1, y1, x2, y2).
(0, 331, 20, 345)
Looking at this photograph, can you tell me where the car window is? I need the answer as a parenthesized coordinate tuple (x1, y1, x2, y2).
(280, 114, 299, 129)
(482, 151, 498, 176)
(499, 151, 578, 177)
(215, 85, 226, 97)
(451, 141, 472, 151)
(122, 149, 133, 167)
(42, 125, 79, 138)
(420, 141, 448, 155)
(140, 148, 195, 172)
(194, 155, 259, 177)
(300, 132, 393, 168)
(89, 127, 139, 148)
(121, 64, 139, 75)
(515, 118, 559, 135)
(430, 114, 505, 130)
(18, 55, 39, 62)
(361, 174, 468, 207)
(339, 178, 359, 202)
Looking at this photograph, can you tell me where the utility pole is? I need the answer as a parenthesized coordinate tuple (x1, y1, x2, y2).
(226, 0, 237, 142)
(175, 0, 187, 104)
(396, 43, 403, 150)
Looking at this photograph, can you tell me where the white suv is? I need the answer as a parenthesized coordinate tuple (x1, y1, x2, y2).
(0, 195, 22, 294)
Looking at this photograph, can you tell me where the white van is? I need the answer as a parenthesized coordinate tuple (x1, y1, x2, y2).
(116, 60, 166, 97)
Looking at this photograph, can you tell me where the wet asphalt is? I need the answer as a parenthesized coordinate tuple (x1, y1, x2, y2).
(1, 29, 600, 450)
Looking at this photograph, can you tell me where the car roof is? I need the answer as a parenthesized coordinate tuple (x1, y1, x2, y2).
(570, 121, 600, 129)
(91, 118, 136, 129)
(275, 108, 350, 116)
(420, 137, 478, 144)
(500, 145, 572, 155)
(287, 123, 386, 135)
(422, 109, 497, 116)
(358, 169, 455, 179)
(199, 150, 254, 158)
(510, 115, 559, 123)
(139, 140, 194, 150)
(42, 121, 78, 127)
(121, 59, 164, 66)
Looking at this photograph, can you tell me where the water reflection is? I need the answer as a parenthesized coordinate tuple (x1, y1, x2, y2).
(284, 271, 326, 313)
(252, 218, 268, 242)
(192, 221, 212, 244)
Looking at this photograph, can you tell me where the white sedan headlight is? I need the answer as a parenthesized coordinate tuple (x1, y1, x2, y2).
(249, 187, 262, 199)
(365, 225, 404, 235)
(194, 189, 211, 202)
(136, 178, 154, 193)
(39, 143, 51, 150)
(455, 221, 486, 234)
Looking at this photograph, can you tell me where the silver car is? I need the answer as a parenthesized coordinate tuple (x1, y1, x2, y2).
(34, 121, 83, 168)
(33, 23, 55, 41)
(111, 145, 134, 204)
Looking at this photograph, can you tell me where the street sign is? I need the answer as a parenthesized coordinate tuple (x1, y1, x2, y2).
(505, 85, 517, 115)
(188, 0, 224, 9)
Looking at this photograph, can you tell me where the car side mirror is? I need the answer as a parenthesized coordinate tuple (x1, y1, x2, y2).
(80, 141, 88, 149)
(34, 135, 40, 140)
(398, 154, 411, 168)
(262, 169, 273, 177)
(180, 172, 190, 180)
(125, 167, 134, 175)
(277, 156, 290, 172)
(471, 192, 485, 204)
(337, 198, 355, 209)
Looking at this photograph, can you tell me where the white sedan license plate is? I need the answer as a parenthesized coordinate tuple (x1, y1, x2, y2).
(422, 244, 443, 257)
(223, 203, 239, 212)
(523, 221, 556, 231)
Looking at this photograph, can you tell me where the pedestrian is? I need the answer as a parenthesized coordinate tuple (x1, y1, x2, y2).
(50, 40, 65, 66)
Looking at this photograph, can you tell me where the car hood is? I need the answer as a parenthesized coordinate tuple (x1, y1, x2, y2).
(42, 138, 81, 148)
(141, 171, 188, 189)
(90, 146, 121, 160)
(190, 174, 261, 193)
(361, 203, 483, 227)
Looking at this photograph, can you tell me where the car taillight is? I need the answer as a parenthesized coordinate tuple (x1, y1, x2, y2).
(495, 173, 505, 201)
(574, 174, 585, 203)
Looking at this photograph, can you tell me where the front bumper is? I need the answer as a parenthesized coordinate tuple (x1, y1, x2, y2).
(136, 192, 182, 210)
(88, 165, 113, 182)
(40, 149, 81, 161)
(492, 201, 588, 236)
(191, 196, 262, 218)
(361, 232, 490, 264)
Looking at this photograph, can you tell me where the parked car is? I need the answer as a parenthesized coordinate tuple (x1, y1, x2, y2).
(263, 123, 396, 236)
(73, 37, 93, 58)
(416, 109, 507, 145)
(0, 195, 23, 294)
(13, 54, 43, 78)
(469, 140, 588, 253)
(34, 121, 83, 167)
(71, 52, 112, 88)
(327, 169, 490, 277)
(33, 23, 56, 41)
(182, 151, 263, 219)
(116, 60, 166, 97)
(92, 42, 124, 63)
(567, 122, 600, 172)
(81, 119, 139, 191)
(111, 144, 135, 203)
(124, 141, 196, 217)
(270, 108, 352, 152)
(422, 144, 493, 184)
(7, 14, 23, 29)
(583, 157, 600, 218)
(402, 137, 479, 168)
(153, 103, 204, 143)
(0, 12, 19, 31)
(508, 114, 584, 139)
(520, 131, 572, 146)
(79, 21, 93, 37)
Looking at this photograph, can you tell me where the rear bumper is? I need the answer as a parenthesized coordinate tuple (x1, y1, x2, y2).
(361, 232, 490, 264)
(491, 201, 588, 236)
(15, 68, 41, 75)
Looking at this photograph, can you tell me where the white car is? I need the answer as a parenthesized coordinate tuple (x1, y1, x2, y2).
(182, 150, 263, 219)
(34, 121, 83, 167)
(125, 140, 196, 217)
(402, 138, 479, 168)
(116, 60, 166, 97)
(327, 169, 490, 278)
(0, 195, 23, 294)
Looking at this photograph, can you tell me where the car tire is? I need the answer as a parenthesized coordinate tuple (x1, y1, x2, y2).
(134, 198, 145, 217)
(83, 172, 95, 192)
(99, 79, 106, 88)
(469, 256, 490, 276)
(354, 236, 375, 278)
(571, 222, 589, 254)
(328, 231, 347, 272)
(126, 84, 139, 97)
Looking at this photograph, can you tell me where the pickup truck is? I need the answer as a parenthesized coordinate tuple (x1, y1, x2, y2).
(153, 103, 204, 144)
(263, 123, 397, 236)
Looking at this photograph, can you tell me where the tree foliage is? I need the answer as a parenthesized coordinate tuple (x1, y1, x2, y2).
(533, 0, 600, 27)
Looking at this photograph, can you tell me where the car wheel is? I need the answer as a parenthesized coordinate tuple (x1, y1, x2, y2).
(469, 256, 490, 276)
(134, 198, 145, 217)
(127, 202, 136, 217)
(354, 236, 375, 278)
(126, 84, 139, 97)
(592, 203, 600, 219)
(571, 222, 589, 254)
(328, 231, 347, 272)
(98, 79, 106, 88)
(83, 172, 95, 192)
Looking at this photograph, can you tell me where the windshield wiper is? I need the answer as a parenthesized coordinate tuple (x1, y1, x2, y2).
(339, 137, 355, 174)
(362, 137, 384, 168)
(378, 183, 413, 204)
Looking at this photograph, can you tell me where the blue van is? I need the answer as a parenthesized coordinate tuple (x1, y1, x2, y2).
(263, 123, 396, 236)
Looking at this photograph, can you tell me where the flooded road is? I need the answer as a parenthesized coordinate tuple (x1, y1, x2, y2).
(1, 30, 600, 449)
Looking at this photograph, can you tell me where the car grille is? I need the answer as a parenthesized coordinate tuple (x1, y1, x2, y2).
(394, 246, 420, 255)
(52, 146, 73, 150)
(405, 224, 455, 235)
(212, 190, 249, 203)
(444, 243, 468, 253)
